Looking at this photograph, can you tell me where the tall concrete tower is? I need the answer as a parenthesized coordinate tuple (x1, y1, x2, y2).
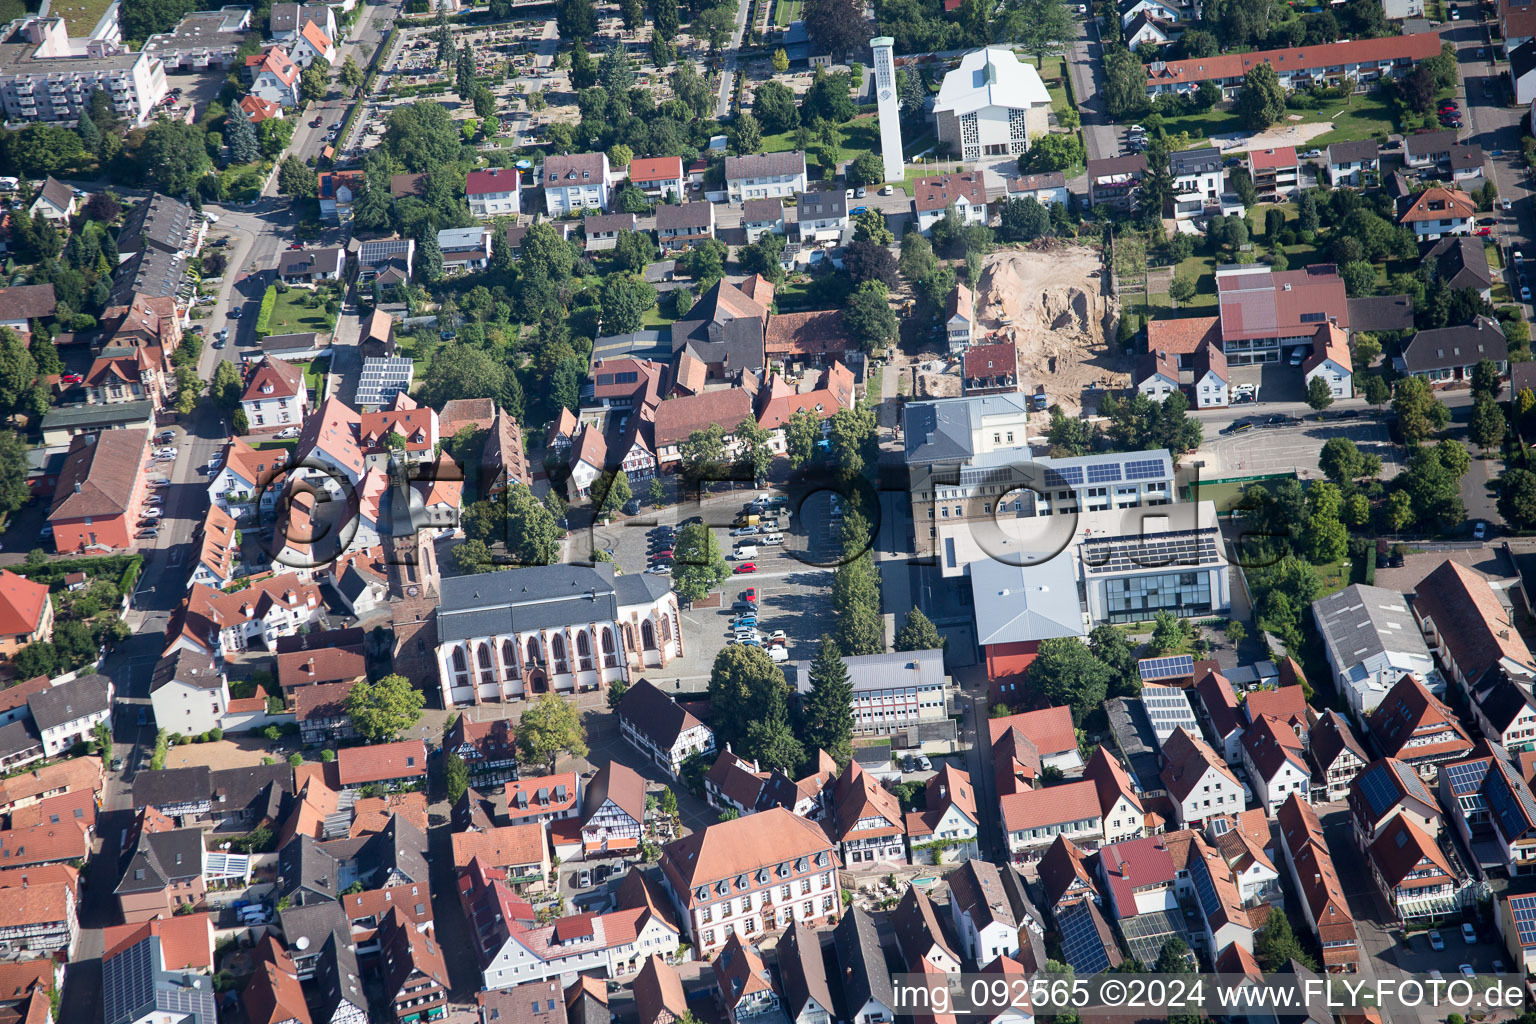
(870, 36, 905, 185)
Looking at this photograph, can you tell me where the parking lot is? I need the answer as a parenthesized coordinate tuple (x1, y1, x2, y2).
(587, 491, 838, 676)
(1197, 418, 1404, 480)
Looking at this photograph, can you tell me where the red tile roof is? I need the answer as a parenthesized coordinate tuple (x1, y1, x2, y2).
(1368, 674, 1473, 764)
(103, 913, 214, 970)
(1242, 684, 1309, 727)
(999, 779, 1098, 832)
(450, 823, 547, 869)
(0, 572, 48, 638)
(1413, 559, 1535, 681)
(989, 706, 1076, 757)
(1145, 32, 1443, 88)
(49, 428, 148, 522)
(465, 168, 521, 196)
(913, 173, 985, 213)
(1146, 317, 1220, 356)
(1400, 186, 1477, 225)
(336, 740, 427, 786)
(241, 356, 304, 403)
(627, 156, 684, 183)
(1249, 146, 1297, 170)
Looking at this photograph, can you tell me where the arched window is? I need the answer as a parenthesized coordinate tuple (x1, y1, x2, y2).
(451, 645, 469, 686)
(577, 630, 593, 671)
(552, 634, 567, 669)
(501, 639, 518, 681)
(642, 619, 657, 650)
(660, 615, 672, 644)
(622, 623, 636, 652)
(477, 642, 495, 687)
(602, 627, 617, 668)
(527, 637, 541, 665)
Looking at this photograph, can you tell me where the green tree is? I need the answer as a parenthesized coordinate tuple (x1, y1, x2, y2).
(783, 407, 822, 468)
(596, 470, 632, 513)
(1499, 468, 1536, 529)
(895, 608, 945, 652)
(607, 678, 630, 710)
(1254, 908, 1316, 971)
(141, 121, 210, 196)
(225, 101, 258, 163)
(210, 361, 244, 410)
(853, 208, 894, 246)
(344, 674, 426, 743)
(504, 485, 562, 565)
(843, 281, 898, 353)
(1306, 374, 1335, 411)
(1155, 937, 1193, 974)
(1149, 610, 1185, 655)
(1435, 437, 1471, 478)
(1472, 358, 1502, 401)
(827, 404, 876, 478)
(846, 151, 886, 188)
(1470, 398, 1506, 454)
(340, 55, 364, 91)
(174, 365, 204, 415)
(1360, 373, 1391, 408)
(1088, 623, 1139, 697)
(599, 273, 657, 334)
(444, 753, 469, 804)
(1104, 48, 1149, 120)
(1319, 437, 1380, 482)
(1392, 375, 1450, 444)
(998, 0, 1074, 66)
(735, 418, 774, 483)
(671, 521, 730, 601)
(753, 80, 798, 133)
(1398, 446, 1466, 530)
(416, 229, 444, 283)
(1027, 637, 1113, 724)
(277, 155, 315, 199)
(731, 112, 763, 155)
(1236, 62, 1285, 129)
(300, 62, 328, 103)
(708, 644, 792, 750)
(515, 692, 589, 772)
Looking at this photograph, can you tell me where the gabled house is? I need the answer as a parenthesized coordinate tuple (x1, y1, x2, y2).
(1348, 757, 1443, 851)
(794, 187, 848, 245)
(1248, 146, 1299, 201)
(241, 356, 308, 434)
(725, 152, 807, 204)
(999, 780, 1101, 862)
(451, 824, 550, 889)
(0, 572, 52, 667)
(1326, 139, 1379, 187)
(1303, 323, 1352, 401)
(1366, 674, 1473, 780)
(1239, 714, 1311, 815)
(1427, 235, 1494, 300)
(279, 247, 345, 284)
(890, 887, 962, 974)
(149, 648, 228, 737)
(1213, 815, 1280, 906)
(247, 47, 301, 106)
(1191, 665, 1244, 764)
(1193, 341, 1230, 408)
(1037, 835, 1100, 917)
(913, 173, 987, 234)
(829, 760, 906, 865)
(29, 178, 74, 223)
(1275, 794, 1357, 971)
(627, 157, 685, 201)
(740, 199, 785, 243)
(541, 153, 610, 216)
(377, 906, 449, 1023)
(776, 921, 834, 1024)
(1314, 584, 1443, 718)
(1399, 186, 1477, 241)
(336, 740, 427, 790)
(615, 679, 716, 780)
(1365, 813, 1465, 922)
(115, 825, 205, 923)
(466, 168, 521, 219)
(571, 762, 646, 860)
(655, 202, 715, 253)
(1004, 172, 1069, 206)
(286, 18, 334, 67)
(1474, 674, 1536, 752)
(1136, 348, 1179, 401)
(1082, 747, 1144, 845)
(832, 908, 896, 1022)
(947, 859, 1020, 965)
(714, 935, 780, 1024)
(905, 764, 979, 863)
(1439, 749, 1536, 877)
(1396, 318, 1509, 387)
(1159, 727, 1244, 829)
(1309, 709, 1369, 802)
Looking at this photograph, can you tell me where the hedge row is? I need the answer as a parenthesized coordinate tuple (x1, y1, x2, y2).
(254, 284, 277, 339)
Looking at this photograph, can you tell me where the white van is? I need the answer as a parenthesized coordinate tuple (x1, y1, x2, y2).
(762, 533, 784, 546)
(0, 178, 17, 192)
(735, 545, 758, 560)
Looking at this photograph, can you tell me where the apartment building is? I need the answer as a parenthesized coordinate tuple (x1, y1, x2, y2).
(542, 153, 609, 216)
(786, 649, 949, 738)
(466, 168, 521, 219)
(725, 152, 808, 204)
(0, 16, 168, 126)
(1144, 32, 1443, 97)
(1248, 146, 1300, 200)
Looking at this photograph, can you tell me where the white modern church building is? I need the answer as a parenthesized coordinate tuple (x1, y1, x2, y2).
(933, 47, 1052, 163)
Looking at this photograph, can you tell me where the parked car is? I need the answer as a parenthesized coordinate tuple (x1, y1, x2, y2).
(155, 430, 176, 444)
(1428, 930, 1445, 951)
(60, 373, 83, 384)
(733, 562, 757, 574)
(622, 498, 641, 515)
(136, 528, 159, 539)
(1462, 923, 1477, 944)
(227, 308, 241, 318)
(743, 587, 758, 603)
(274, 426, 301, 439)
(141, 508, 163, 519)
(1475, 521, 1488, 540)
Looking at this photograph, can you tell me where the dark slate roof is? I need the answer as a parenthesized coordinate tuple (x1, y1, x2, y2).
(116, 193, 196, 257)
(150, 649, 222, 693)
(0, 719, 39, 759)
(278, 899, 351, 961)
(1326, 139, 1379, 164)
(833, 907, 895, 1016)
(355, 815, 429, 886)
(778, 919, 835, 1021)
(210, 763, 294, 818)
(1480, 675, 1536, 733)
(277, 833, 341, 904)
(616, 679, 706, 750)
(1169, 147, 1222, 176)
(437, 564, 628, 643)
(1428, 235, 1493, 292)
(115, 827, 203, 894)
(27, 673, 110, 733)
(312, 934, 366, 1022)
(132, 766, 212, 809)
(1400, 317, 1507, 372)
(1512, 38, 1536, 84)
(1346, 294, 1415, 333)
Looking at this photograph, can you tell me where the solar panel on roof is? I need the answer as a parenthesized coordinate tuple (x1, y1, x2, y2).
(1511, 896, 1536, 945)
(1356, 763, 1402, 818)
(1123, 458, 1165, 481)
(1442, 759, 1490, 796)
(1192, 858, 1222, 918)
(1087, 462, 1123, 484)
(1488, 764, 1536, 841)
(1049, 465, 1085, 486)
(1138, 655, 1195, 681)
(1057, 901, 1113, 974)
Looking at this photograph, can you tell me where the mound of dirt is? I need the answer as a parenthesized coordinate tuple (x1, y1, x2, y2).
(975, 247, 1129, 416)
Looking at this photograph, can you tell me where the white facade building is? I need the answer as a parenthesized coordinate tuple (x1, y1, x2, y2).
(932, 47, 1050, 163)
(541, 153, 609, 216)
(725, 152, 808, 204)
(0, 16, 168, 126)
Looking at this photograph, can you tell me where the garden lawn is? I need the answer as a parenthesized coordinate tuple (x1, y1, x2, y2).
(773, 0, 802, 26)
(762, 114, 880, 178)
(1045, 59, 1072, 117)
(51, 0, 112, 36)
(266, 289, 334, 336)
(1156, 92, 1398, 154)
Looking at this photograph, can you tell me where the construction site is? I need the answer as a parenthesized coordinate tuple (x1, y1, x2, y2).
(910, 244, 1131, 417)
